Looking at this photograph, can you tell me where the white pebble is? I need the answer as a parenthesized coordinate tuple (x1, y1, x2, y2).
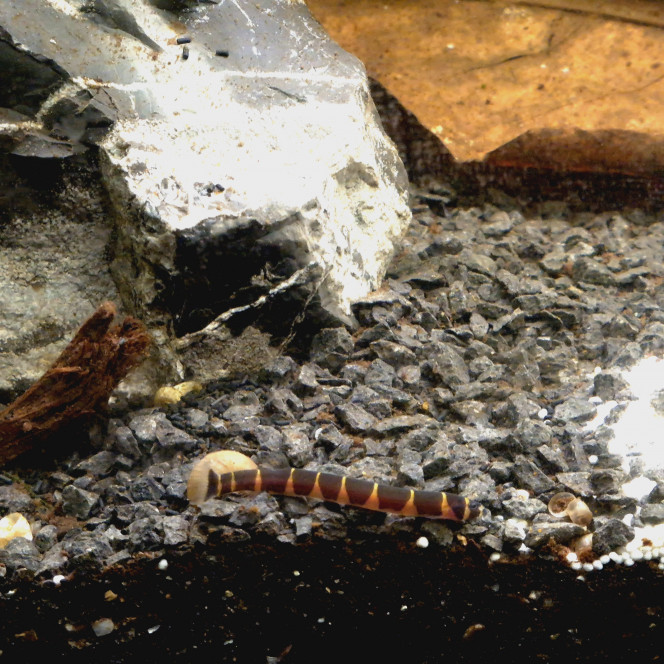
(91, 618, 114, 637)
(147, 625, 160, 634)
(631, 550, 644, 561)
(599, 555, 610, 565)
(570, 561, 582, 571)
(582, 563, 594, 572)
(592, 560, 604, 570)
(566, 552, 578, 563)
(415, 536, 429, 549)
(609, 551, 622, 563)
(158, 559, 168, 571)
(588, 455, 598, 465)
(489, 552, 501, 563)
(623, 557, 635, 567)
(52, 574, 66, 586)
(537, 408, 548, 420)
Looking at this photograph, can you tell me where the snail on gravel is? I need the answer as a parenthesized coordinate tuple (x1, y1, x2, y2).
(548, 491, 593, 527)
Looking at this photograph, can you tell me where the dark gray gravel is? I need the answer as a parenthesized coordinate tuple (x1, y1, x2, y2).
(4, 185, 664, 579)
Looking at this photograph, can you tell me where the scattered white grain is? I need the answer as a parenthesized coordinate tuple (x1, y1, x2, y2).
(415, 536, 429, 549)
(158, 559, 168, 571)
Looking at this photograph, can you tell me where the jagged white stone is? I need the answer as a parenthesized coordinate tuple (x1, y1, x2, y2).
(0, 0, 410, 332)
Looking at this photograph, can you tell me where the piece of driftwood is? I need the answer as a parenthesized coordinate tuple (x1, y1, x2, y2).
(0, 302, 150, 465)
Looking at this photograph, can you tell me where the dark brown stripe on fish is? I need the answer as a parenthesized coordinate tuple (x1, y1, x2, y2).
(317, 473, 343, 501)
(412, 489, 444, 517)
(207, 467, 480, 522)
(344, 476, 375, 506)
(377, 484, 411, 513)
(258, 468, 291, 494)
(291, 468, 317, 495)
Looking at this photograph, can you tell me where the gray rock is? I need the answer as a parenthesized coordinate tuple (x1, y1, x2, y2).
(163, 515, 189, 546)
(590, 469, 625, 494)
(75, 451, 116, 477)
(525, 521, 586, 548)
(592, 519, 635, 555)
(502, 496, 547, 520)
(370, 340, 417, 368)
(294, 515, 313, 540)
(572, 257, 616, 286)
(34, 525, 58, 553)
(184, 408, 209, 429)
(557, 472, 592, 496)
(0, 485, 33, 514)
(310, 328, 355, 373)
(282, 426, 314, 467)
(62, 534, 113, 569)
(553, 398, 597, 424)
(421, 441, 453, 479)
(260, 356, 299, 383)
(62, 485, 100, 519)
(639, 503, 664, 524)
(364, 359, 397, 388)
(512, 455, 556, 494)
(335, 403, 377, 433)
(536, 445, 569, 474)
(128, 516, 164, 551)
(504, 519, 528, 542)
(372, 415, 435, 436)
(510, 420, 552, 451)
(109, 423, 143, 459)
(295, 365, 320, 396)
(397, 462, 424, 487)
(130, 476, 165, 502)
(427, 344, 469, 388)
(0, 538, 41, 573)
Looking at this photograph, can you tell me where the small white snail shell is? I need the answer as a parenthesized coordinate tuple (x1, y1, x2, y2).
(187, 451, 258, 506)
(548, 492, 593, 526)
(566, 497, 593, 527)
(573, 532, 594, 558)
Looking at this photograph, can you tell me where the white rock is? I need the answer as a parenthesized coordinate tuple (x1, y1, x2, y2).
(0, 0, 410, 389)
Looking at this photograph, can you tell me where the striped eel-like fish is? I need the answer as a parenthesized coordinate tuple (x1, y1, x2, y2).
(188, 452, 480, 522)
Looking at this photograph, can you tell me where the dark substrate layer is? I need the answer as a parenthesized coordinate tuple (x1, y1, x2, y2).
(2, 538, 663, 663)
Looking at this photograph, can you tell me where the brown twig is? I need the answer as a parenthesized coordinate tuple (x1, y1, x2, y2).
(0, 302, 151, 465)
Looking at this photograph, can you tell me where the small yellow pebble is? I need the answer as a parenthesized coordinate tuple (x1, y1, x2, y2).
(154, 381, 203, 406)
